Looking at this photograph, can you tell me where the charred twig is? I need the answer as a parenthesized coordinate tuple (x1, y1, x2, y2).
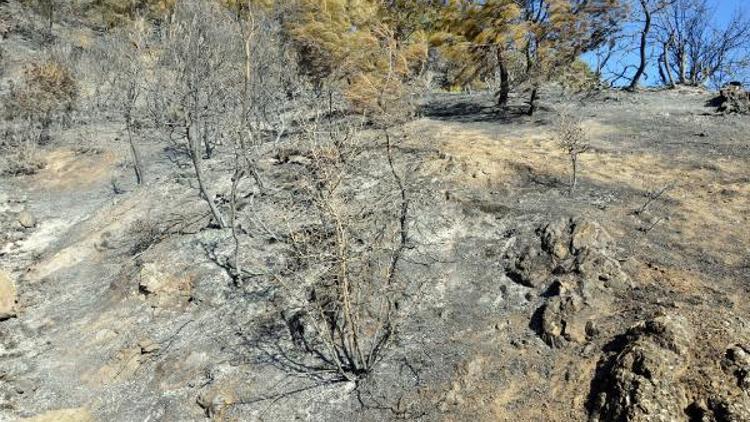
(633, 182, 675, 216)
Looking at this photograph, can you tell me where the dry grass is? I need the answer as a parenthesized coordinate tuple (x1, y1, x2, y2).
(32, 149, 115, 191)
(6, 59, 78, 123)
(409, 117, 750, 280)
(0, 126, 46, 175)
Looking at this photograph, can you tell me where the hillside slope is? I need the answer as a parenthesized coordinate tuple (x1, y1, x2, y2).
(1, 86, 750, 421)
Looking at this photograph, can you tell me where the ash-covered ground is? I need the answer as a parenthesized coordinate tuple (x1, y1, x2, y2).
(2, 86, 750, 421)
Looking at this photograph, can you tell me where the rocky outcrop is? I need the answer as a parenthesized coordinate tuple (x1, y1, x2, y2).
(723, 344, 750, 391)
(539, 289, 586, 347)
(505, 217, 630, 347)
(689, 396, 750, 422)
(506, 217, 630, 293)
(589, 315, 694, 422)
(0, 270, 17, 320)
(716, 82, 750, 114)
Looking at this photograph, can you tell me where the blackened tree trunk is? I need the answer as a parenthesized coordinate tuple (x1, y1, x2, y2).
(570, 153, 578, 194)
(43, 0, 54, 37)
(125, 84, 144, 185)
(188, 120, 227, 228)
(527, 86, 538, 116)
(202, 122, 213, 159)
(230, 164, 245, 284)
(629, 0, 652, 91)
(658, 60, 668, 86)
(676, 45, 686, 84)
(125, 114, 144, 185)
(496, 49, 510, 108)
(662, 39, 675, 88)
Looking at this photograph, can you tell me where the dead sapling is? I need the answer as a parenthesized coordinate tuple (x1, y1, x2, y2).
(263, 115, 414, 384)
(556, 114, 591, 194)
(228, 149, 247, 286)
(110, 176, 125, 195)
(149, 1, 237, 228)
(633, 181, 676, 233)
(639, 215, 666, 234)
(633, 181, 675, 216)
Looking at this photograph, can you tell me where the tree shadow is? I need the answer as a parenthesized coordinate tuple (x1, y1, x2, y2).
(507, 162, 565, 189)
(234, 314, 348, 383)
(226, 314, 430, 419)
(418, 90, 559, 124)
(419, 94, 528, 124)
(419, 99, 530, 123)
(704, 95, 724, 109)
(163, 143, 192, 169)
(528, 302, 547, 340)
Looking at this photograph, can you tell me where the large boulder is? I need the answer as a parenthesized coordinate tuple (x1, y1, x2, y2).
(589, 315, 694, 422)
(0, 270, 17, 320)
(689, 396, 750, 422)
(507, 217, 630, 293)
(723, 344, 750, 391)
(505, 217, 631, 347)
(716, 82, 750, 114)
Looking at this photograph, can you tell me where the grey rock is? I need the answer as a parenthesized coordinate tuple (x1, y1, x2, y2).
(540, 292, 585, 347)
(13, 379, 36, 395)
(589, 315, 694, 422)
(541, 217, 572, 260)
(506, 245, 550, 288)
(570, 218, 613, 254)
(508, 217, 630, 347)
(196, 384, 238, 418)
(19, 408, 95, 422)
(717, 82, 750, 114)
(138, 338, 161, 354)
(726, 345, 750, 367)
(585, 320, 600, 339)
(534, 218, 627, 292)
(724, 344, 750, 391)
(691, 396, 750, 422)
(576, 250, 631, 291)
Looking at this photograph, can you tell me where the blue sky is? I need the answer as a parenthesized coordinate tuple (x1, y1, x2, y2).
(714, 0, 749, 24)
(582, 0, 750, 87)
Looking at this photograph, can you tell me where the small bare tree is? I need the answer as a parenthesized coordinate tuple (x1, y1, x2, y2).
(40, 0, 53, 37)
(634, 181, 675, 216)
(224, 3, 304, 282)
(249, 102, 415, 382)
(556, 113, 590, 194)
(632, 181, 676, 233)
(149, 0, 239, 228)
(108, 20, 150, 185)
(222, 10, 422, 382)
(21, 0, 56, 39)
